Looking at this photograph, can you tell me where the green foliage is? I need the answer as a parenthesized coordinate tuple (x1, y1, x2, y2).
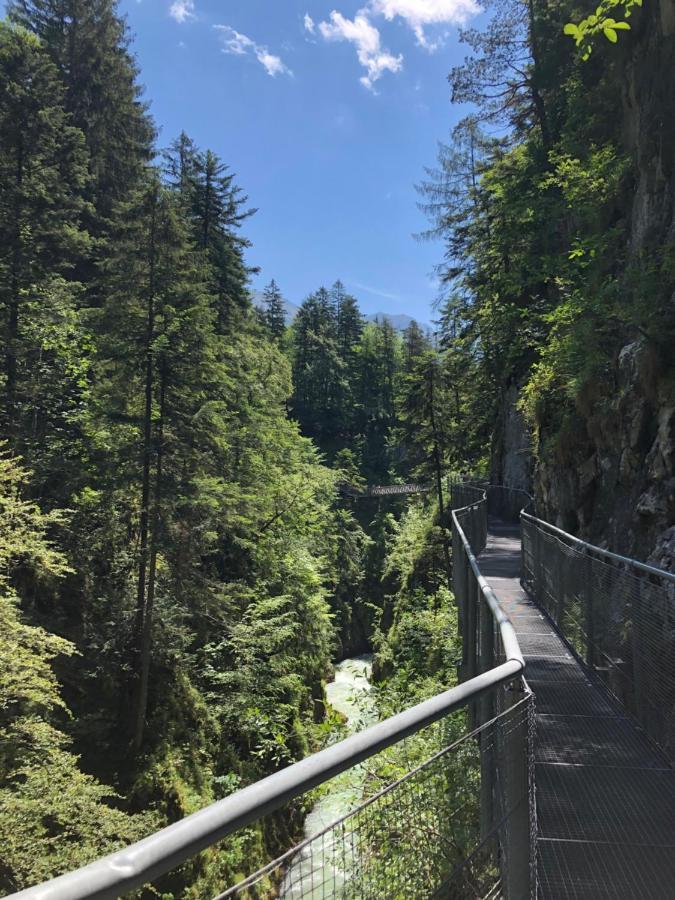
(420, 0, 670, 478)
(564, 0, 638, 60)
(375, 498, 459, 684)
(289, 283, 418, 483)
(260, 278, 287, 340)
(0, 21, 90, 467)
(358, 499, 477, 896)
(0, 7, 350, 891)
(0, 449, 153, 893)
(518, 144, 630, 433)
(8, 0, 155, 219)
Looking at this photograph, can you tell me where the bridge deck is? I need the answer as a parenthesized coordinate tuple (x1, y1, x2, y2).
(479, 519, 675, 899)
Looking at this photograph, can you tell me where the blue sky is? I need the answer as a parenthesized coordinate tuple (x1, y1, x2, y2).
(60, 2, 485, 320)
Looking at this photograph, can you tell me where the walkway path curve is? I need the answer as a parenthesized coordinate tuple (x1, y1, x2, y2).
(479, 517, 675, 898)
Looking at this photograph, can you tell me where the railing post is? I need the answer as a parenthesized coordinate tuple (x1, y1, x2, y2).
(504, 685, 533, 900)
(535, 523, 543, 611)
(465, 566, 478, 722)
(556, 538, 565, 630)
(479, 596, 495, 841)
(456, 533, 471, 685)
(521, 517, 529, 589)
(584, 552, 594, 669)
(630, 576, 646, 727)
(452, 522, 467, 686)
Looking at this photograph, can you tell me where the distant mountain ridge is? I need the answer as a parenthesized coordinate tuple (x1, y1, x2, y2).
(365, 311, 430, 333)
(251, 292, 429, 333)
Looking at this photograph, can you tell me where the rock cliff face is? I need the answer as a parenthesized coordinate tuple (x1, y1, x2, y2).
(533, 338, 675, 562)
(498, 1, 675, 566)
(491, 384, 533, 493)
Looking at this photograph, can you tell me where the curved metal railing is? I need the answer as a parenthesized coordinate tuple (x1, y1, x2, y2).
(521, 508, 675, 763)
(15, 477, 673, 899)
(9, 484, 535, 900)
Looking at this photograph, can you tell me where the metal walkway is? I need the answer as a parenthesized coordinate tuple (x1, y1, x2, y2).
(479, 518, 675, 899)
(9, 483, 675, 899)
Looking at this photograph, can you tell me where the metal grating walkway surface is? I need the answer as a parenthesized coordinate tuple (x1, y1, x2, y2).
(478, 519, 675, 899)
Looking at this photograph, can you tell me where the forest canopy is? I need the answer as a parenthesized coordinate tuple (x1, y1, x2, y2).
(1, 0, 672, 894)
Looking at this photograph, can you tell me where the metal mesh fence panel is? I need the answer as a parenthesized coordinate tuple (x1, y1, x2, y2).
(449, 483, 487, 557)
(448, 480, 534, 527)
(217, 696, 535, 900)
(522, 515, 675, 763)
(218, 495, 536, 900)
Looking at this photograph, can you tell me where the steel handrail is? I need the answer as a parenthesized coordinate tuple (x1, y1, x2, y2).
(521, 510, 675, 583)
(10, 488, 525, 900)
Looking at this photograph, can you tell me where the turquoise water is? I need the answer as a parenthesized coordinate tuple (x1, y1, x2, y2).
(280, 655, 375, 897)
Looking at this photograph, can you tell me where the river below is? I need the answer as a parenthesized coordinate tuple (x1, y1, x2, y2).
(279, 654, 375, 898)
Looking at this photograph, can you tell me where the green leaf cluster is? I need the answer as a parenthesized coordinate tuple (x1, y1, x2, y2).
(564, 0, 639, 60)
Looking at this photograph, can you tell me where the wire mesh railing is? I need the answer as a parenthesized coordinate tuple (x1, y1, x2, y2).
(448, 478, 534, 527)
(521, 512, 675, 764)
(448, 481, 487, 555)
(219, 491, 535, 900)
(219, 697, 535, 900)
(9, 485, 535, 900)
(451, 492, 537, 898)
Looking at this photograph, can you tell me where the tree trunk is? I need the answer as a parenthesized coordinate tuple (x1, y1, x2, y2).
(427, 362, 453, 589)
(132, 190, 158, 752)
(527, 0, 552, 151)
(134, 359, 166, 752)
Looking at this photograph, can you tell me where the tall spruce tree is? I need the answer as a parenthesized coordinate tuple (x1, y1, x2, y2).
(262, 279, 286, 339)
(9, 0, 155, 225)
(402, 321, 429, 371)
(0, 23, 90, 476)
(163, 137, 256, 329)
(291, 288, 341, 440)
(331, 280, 363, 438)
(94, 174, 218, 751)
(192, 148, 256, 329)
(354, 319, 402, 481)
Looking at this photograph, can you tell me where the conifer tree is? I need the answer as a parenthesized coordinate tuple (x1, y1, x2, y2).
(94, 174, 218, 751)
(262, 279, 286, 339)
(331, 280, 363, 436)
(396, 348, 451, 501)
(193, 148, 256, 329)
(163, 138, 256, 329)
(291, 289, 341, 438)
(9, 0, 155, 223)
(0, 447, 153, 892)
(333, 281, 363, 367)
(163, 130, 200, 199)
(354, 320, 402, 480)
(0, 23, 89, 468)
(403, 320, 429, 370)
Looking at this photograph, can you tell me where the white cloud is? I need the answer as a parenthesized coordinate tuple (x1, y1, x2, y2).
(369, 0, 481, 46)
(351, 280, 400, 300)
(318, 11, 403, 91)
(214, 25, 293, 77)
(217, 25, 254, 55)
(304, 13, 316, 34)
(257, 50, 289, 77)
(169, 0, 195, 23)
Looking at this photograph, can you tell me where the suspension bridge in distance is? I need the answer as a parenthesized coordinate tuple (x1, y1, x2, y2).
(9, 482, 675, 899)
(338, 481, 431, 498)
